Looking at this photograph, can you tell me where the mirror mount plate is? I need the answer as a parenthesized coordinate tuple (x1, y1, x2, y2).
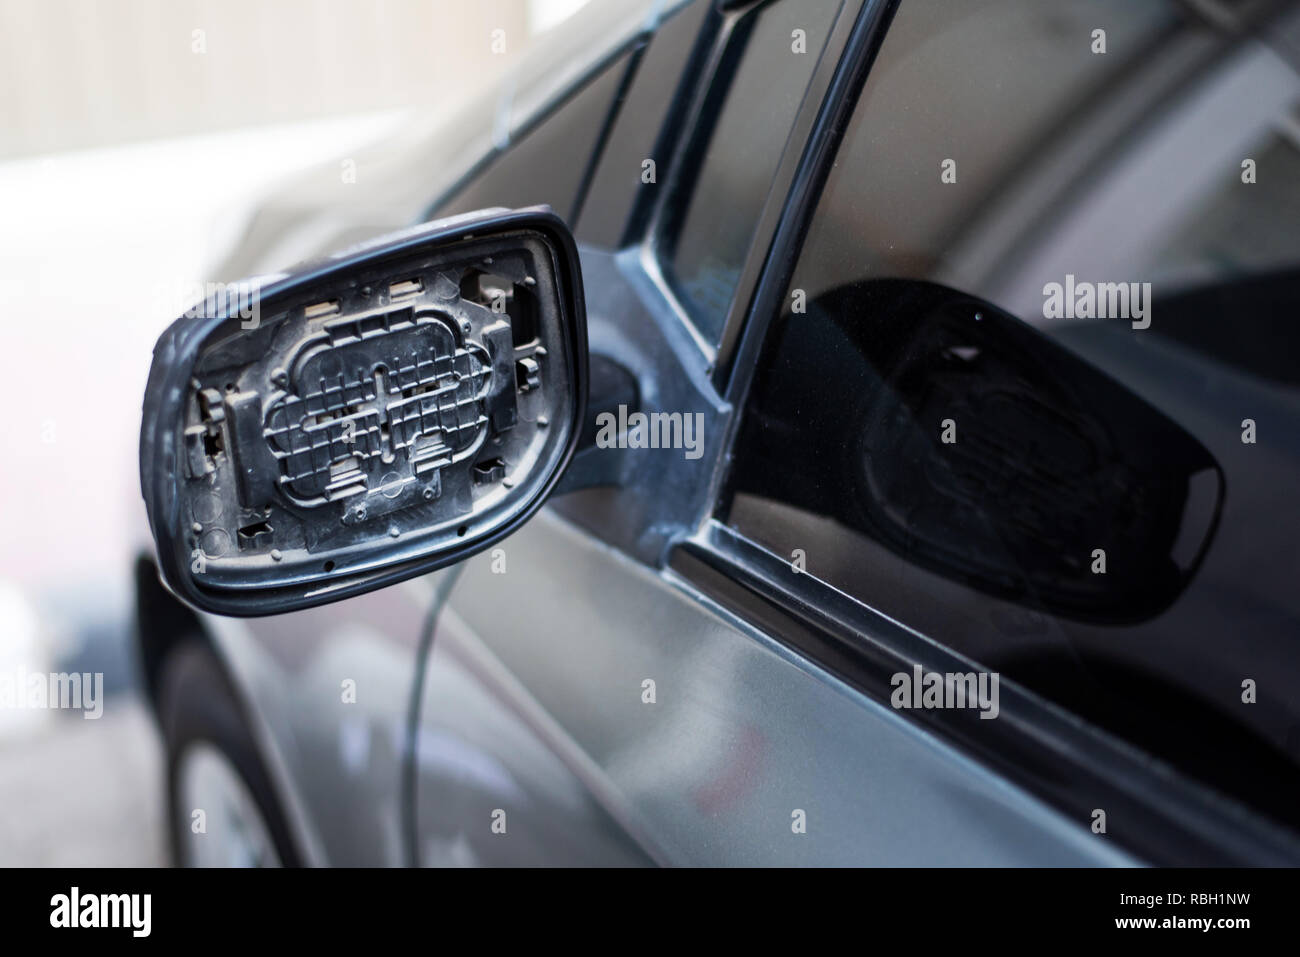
(141, 206, 587, 616)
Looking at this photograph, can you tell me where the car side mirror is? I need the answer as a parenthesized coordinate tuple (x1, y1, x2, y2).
(140, 207, 587, 615)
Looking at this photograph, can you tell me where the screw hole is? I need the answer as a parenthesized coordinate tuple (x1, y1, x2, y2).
(457, 526, 468, 537)
(323, 560, 335, 572)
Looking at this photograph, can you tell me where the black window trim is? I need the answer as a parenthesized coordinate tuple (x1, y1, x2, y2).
(630, 0, 863, 370)
(712, 0, 894, 398)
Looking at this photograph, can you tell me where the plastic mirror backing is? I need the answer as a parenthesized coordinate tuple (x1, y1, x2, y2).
(140, 206, 588, 616)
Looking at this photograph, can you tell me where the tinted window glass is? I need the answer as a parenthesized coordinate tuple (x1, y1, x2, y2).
(662, 0, 843, 345)
(723, 0, 1300, 827)
(434, 51, 630, 221)
(576, 0, 714, 248)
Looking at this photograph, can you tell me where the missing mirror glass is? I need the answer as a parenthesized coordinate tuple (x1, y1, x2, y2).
(141, 208, 586, 615)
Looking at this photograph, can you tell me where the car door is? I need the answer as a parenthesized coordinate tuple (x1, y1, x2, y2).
(411, 0, 1259, 866)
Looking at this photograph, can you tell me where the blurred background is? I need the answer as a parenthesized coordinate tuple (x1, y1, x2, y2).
(0, 0, 589, 865)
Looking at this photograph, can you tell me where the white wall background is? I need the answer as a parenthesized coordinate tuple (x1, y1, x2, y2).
(0, 0, 537, 158)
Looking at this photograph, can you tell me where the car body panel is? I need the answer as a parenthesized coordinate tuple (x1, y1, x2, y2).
(426, 508, 1133, 865)
(202, 575, 433, 865)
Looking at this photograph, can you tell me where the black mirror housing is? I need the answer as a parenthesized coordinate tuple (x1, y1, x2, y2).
(140, 207, 587, 616)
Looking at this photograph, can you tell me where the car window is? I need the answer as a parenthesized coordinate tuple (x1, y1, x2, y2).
(659, 0, 844, 346)
(721, 0, 1300, 829)
(575, 0, 714, 248)
(433, 50, 632, 222)
(429, 0, 701, 224)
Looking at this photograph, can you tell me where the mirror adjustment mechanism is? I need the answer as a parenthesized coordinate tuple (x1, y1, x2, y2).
(141, 207, 587, 615)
